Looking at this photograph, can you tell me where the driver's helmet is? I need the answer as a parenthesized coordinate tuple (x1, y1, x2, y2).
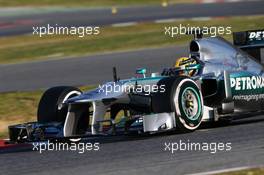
(174, 57, 198, 76)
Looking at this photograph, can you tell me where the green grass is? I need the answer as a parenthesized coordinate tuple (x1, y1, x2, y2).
(216, 168, 264, 175)
(0, 0, 195, 7)
(0, 15, 264, 65)
(0, 91, 41, 138)
(0, 86, 95, 139)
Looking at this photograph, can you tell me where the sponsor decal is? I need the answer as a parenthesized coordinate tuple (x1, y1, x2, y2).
(248, 31, 264, 41)
(233, 94, 264, 102)
(230, 76, 264, 91)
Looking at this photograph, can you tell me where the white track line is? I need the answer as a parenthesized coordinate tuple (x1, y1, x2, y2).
(155, 18, 186, 23)
(188, 166, 252, 175)
(112, 22, 137, 27)
(198, 0, 260, 3)
(190, 17, 212, 21)
(112, 16, 218, 27)
(202, 0, 219, 4)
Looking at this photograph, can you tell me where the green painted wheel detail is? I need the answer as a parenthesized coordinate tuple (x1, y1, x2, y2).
(175, 79, 203, 130)
(180, 87, 202, 121)
(154, 76, 203, 132)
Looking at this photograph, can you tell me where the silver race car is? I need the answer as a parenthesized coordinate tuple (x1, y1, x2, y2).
(8, 30, 264, 142)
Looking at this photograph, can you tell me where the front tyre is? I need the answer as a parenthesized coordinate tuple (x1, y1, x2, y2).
(172, 78, 203, 132)
(37, 86, 82, 123)
(153, 77, 203, 132)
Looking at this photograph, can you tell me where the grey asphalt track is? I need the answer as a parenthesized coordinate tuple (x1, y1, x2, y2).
(0, 0, 263, 36)
(1, 115, 264, 175)
(0, 46, 187, 92)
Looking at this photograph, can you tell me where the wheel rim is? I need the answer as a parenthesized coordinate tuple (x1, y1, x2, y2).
(181, 87, 201, 121)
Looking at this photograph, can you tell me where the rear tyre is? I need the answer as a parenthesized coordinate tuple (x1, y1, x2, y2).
(37, 86, 82, 123)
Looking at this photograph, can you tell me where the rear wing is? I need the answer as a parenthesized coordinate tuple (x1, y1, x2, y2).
(233, 30, 264, 64)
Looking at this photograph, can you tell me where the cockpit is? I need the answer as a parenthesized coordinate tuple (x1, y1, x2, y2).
(189, 36, 264, 76)
(162, 36, 264, 77)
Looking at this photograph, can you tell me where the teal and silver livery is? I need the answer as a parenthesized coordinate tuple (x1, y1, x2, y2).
(8, 30, 264, 142)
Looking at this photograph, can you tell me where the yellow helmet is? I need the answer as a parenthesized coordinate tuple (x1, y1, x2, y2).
(174, 57, 197, 76)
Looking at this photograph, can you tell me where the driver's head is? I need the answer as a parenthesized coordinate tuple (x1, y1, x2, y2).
(174, 57, 198, 76)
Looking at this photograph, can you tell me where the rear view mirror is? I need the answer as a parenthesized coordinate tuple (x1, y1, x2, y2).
(136, 68, 147, 78)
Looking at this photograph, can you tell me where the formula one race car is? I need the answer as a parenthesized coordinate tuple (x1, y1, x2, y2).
(8, 30, 264, 142)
